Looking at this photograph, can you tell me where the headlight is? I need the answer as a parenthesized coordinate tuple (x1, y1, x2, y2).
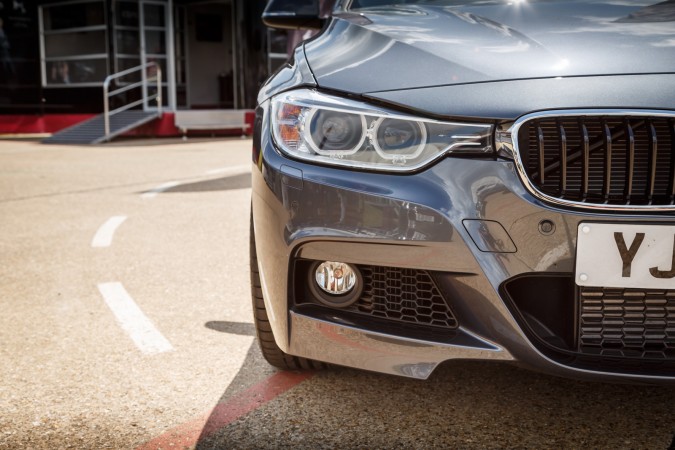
(271, 89, 493, 171)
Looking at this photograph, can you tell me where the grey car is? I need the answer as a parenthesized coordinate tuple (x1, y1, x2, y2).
(251, 0, 675, 384)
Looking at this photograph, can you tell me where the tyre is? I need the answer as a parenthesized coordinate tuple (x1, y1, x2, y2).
(250, 215, 325, 370)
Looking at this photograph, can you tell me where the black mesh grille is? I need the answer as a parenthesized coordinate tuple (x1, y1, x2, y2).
(346, 266, 457, 329)
(517, 115, 675, 206)
(579, 287, 675, 359)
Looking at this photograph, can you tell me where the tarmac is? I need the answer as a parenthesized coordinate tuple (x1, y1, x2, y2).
(1, 137, 675, 449)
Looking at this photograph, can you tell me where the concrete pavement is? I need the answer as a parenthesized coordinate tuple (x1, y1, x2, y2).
(1, 138, 675, 449)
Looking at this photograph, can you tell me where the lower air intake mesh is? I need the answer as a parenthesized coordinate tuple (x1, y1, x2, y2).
(579, 286, 675, 359)
(347, 266, 457, 329)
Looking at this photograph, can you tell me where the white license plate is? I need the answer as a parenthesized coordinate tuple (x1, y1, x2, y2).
(576, 223, 675, 289)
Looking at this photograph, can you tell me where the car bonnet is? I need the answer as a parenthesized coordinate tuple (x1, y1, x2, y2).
(303, 1, 675, 95)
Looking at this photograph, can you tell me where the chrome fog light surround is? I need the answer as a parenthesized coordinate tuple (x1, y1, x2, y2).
(309, 261, 363, 308)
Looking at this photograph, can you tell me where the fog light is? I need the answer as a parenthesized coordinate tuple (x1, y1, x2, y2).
(315, 261, 356, 294)
(309, 261, 362, 308)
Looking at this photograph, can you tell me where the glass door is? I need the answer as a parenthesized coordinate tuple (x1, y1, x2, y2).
(139, 1, 167, 111)
(113, 0, 168, 111)
(113, 0, 141, 78)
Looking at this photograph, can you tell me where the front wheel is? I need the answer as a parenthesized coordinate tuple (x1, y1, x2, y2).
(250, 215, 325, 370)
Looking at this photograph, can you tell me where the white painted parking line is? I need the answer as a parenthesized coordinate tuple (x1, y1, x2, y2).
(141, 181, 180, 199)
(204, 164, 250, 176)
(92, 216, 127, 248)
(97, 282, 174, 355)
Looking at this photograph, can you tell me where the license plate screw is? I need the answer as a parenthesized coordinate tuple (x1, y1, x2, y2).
(579, 273, 588, 282)
(582, 225, 591, 234)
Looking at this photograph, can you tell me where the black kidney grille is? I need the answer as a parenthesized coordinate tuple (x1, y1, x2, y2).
(518, 116, 675, 206)
(579, 287, 675, 359)
(350, 266, 457, 329)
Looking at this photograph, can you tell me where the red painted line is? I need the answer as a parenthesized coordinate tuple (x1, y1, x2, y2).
(137, 371, 313, 450)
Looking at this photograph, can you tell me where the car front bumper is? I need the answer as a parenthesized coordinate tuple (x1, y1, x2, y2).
(251, 105, 675, 384)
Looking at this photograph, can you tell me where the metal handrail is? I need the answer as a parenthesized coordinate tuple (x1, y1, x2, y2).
(103, 62, 162, 140)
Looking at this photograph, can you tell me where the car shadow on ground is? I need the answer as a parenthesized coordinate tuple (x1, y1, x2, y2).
(197, 320, 675, 449)
(163, 174, 251, 193)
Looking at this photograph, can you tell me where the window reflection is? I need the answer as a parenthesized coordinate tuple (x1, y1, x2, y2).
(41, 0, 108, 87)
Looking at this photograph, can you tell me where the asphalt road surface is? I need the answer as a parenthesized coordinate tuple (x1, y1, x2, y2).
(1, 138, 675, 449)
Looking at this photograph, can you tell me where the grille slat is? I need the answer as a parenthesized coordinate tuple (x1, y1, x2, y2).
(537, 122, 545, 184)
(670, 119, 675, 201)
(580, 119, 590, 199)
(624, 119, 635, 201)
(559, 121, 568, 196)
(518, 114, 675, 206)
(647, 120, 658, 202)
(603, 121, 613, 201)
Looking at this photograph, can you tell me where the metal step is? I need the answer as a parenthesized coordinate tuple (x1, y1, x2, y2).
(43, 110, 160, 145)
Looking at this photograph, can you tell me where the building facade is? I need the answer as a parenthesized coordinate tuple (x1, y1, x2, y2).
(0, 0, 289, 136)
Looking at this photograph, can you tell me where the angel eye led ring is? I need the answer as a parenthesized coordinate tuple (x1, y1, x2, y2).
(371, 117, 427, 160)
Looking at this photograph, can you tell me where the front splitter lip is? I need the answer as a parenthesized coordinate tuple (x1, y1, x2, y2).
(288, 311, 513, 379)
(289, 311, 675, 384)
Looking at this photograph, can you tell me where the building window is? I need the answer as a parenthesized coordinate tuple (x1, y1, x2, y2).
(266, 29, 288, 76)
(113, 0, 141, 83)
(40, 0, 109, 87)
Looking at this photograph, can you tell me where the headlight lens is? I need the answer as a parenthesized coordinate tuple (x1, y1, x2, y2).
(306, 109, 366, 154)
(271, 89, 493, 171)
